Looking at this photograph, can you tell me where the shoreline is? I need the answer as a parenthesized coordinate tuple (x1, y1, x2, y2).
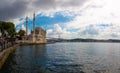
(0, 44, 19, 69)
(0, 42, 51, 69)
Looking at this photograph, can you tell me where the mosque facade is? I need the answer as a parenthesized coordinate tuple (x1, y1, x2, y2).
(25, 13, 47, 43)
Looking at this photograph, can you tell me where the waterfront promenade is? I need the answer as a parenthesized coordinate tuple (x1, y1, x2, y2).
(0, 44, 18, 69)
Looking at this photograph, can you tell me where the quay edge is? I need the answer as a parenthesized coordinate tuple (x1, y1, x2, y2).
(0, 44, 19, 69)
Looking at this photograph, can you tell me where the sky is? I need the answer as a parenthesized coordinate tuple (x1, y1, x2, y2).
(1, 0, 120, 39)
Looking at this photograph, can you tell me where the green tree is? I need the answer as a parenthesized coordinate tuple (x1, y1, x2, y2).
(0, 21, 16, 37)
(18, 29, 25, 37)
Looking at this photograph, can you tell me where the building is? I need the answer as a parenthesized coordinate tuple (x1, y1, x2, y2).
(24, 12, 47, 44)
(28, 27, 47, 43)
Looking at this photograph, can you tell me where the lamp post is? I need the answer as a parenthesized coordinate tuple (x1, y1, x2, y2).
(0, 31, 1, 37)
(0, 30, 2, 51)
(4, 31, 8, 49)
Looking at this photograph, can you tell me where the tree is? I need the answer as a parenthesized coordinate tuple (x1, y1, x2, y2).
(18, 29, 25, 37)
(0, 21, 16, 37)
(6, 22, 16, 37)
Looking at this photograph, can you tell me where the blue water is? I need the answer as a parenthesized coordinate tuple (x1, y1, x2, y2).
(1, 42, 120, 73)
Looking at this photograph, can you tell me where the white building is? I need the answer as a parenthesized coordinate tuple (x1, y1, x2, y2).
(24, 12, 47, 44)
(28, 27, 47, 43)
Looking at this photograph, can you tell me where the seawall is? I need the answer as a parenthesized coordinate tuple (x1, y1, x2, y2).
(0, 45, 18, 69)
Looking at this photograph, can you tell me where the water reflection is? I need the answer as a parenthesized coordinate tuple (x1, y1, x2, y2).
(1, 45, 48, 73)
(1, 43, 120, 73)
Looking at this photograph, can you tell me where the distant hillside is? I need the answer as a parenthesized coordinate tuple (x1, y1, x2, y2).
(47, 38, 120, 43)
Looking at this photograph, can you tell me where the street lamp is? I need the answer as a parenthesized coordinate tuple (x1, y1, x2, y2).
(0, 30, 3, 51)
(0, 30, 2, 37)
(4, 30, 8, 49)
(0, 30, 1, 44)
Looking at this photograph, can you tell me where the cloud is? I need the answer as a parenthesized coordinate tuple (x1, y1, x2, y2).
(47, 24, 63, 38)
(0, 0, 88, 21)
(47, 24, 72, 39)
(59, 0, 120, 39)
(47, 24, 81, 39)
(2, 0, 120, 39)
(21, 24, 26, 30)
(0, 0, 28, 21)
(79, 25, 99, 36)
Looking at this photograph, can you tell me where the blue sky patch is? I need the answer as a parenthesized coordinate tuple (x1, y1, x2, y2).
(97, 24, 111, 27)
(16, 12, 75, 31)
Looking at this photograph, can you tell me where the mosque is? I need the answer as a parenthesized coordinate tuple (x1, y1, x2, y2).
(24, 12, 47, 44)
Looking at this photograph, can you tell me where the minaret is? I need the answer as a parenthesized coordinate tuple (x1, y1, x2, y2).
(33, 12, 36, 34)
(26, 16, 28, 36)
(33, 12, 36, 42)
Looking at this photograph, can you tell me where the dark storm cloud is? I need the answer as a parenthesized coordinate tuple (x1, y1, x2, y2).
(0, 0, 28, 21)
(33, 0, 56, 9)
(0, 0, 87, 21)
(32, 0, 87, 9)
(60, 0, 87, 7)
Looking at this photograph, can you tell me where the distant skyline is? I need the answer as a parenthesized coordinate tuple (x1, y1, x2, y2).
(1, 0, 120, 39)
